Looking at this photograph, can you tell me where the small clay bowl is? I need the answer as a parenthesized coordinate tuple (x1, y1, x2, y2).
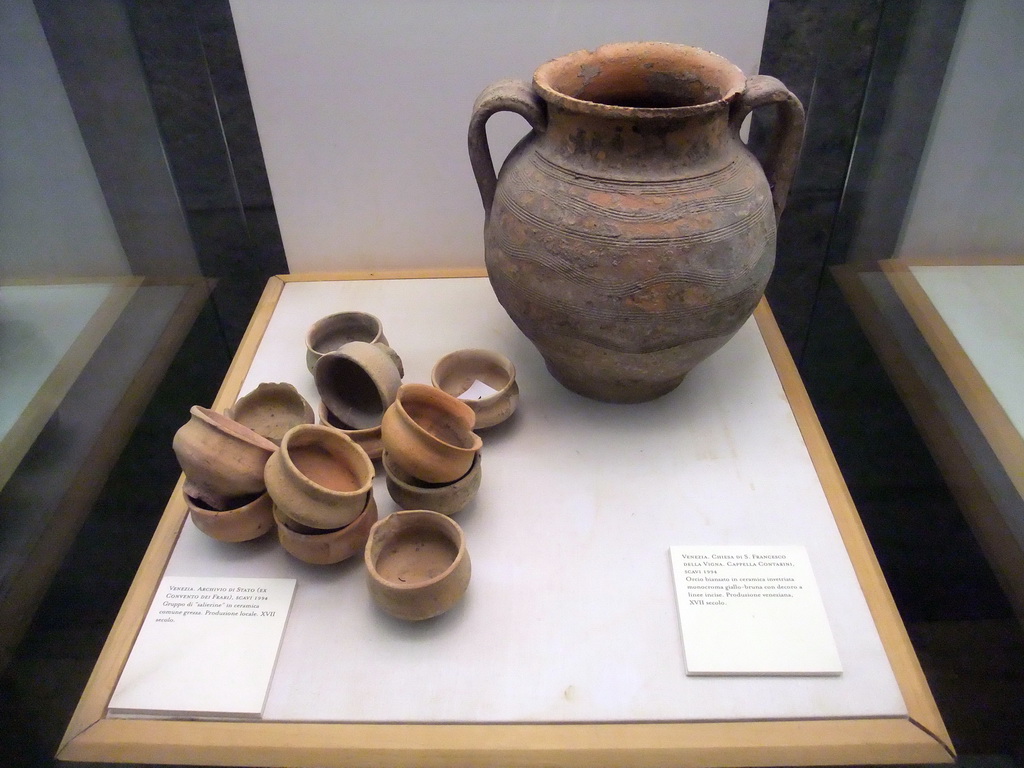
(264, 424, 375, 530)
(185, 489, 274, 542)
(319, 402, 383, 460)
(314, 341, 403, 430)
(431, 348, 519, 429)
(172, 405, 278, 510)
(227, 382, 316, 445)
(305, 311, 388, 373)
(382, 450, 481, 516)
(275, 493, 378, 565)
(365, 510, 471, 621)
(380, 383, 483, 484)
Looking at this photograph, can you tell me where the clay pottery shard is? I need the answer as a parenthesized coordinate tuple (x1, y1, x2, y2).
(319, 401, 383, 460)
(383, 450, 481, 516)
(172, 405, 278, 510)
(186, 489, 274, 543)
(469, 42, 805, 402)
(227, 382, 316, 445)
(264, 423, 375, 531)
(430, 348, 519, 429)
(305, 311, 388, 373)
(274, 493, 378, 565)
(314, 341, 404, 431)
(365, 509, 471, 621)
(380, 383, 483, 484)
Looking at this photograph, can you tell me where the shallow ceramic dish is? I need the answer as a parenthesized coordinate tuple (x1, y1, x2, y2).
(227, 382, 316, 445)
(264, 424, 375, 530)
(380, 383, 482, 484)
(275, 493, 378, 565)
(305, 311, 388, 373)
(185, 489, 274, 542)
(319, 402, 383, 460)
(172, 405, 278, 510)
(382, 450, 481, 516)
(314, 341, 403, 430)
(431, 348, 519, 429)
(364, 509, 471, 620)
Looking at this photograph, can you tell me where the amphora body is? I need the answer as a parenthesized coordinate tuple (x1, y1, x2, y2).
(469, 42, 804, 402)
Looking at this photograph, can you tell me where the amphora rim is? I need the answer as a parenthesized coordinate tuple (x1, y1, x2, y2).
(533, 41, 746, 117)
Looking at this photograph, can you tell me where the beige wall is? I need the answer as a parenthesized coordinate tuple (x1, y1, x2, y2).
(231, 0, 770, 273)
(897, 0, 1024, 259)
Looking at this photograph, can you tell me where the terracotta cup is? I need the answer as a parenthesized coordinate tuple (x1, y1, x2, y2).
(381, 383, 483, 484)
(365, 510, 471, 620)
(305, 311, 388, 373)
(314, 341, 404, 431)
(264, 423, 374, 531)
(274, 493, 378, 565)
(172, 405, 278, 510)
(185, 489, 274, 543)
(431, 348, 519, 429)
(227, 382, 316, 445)
(382, 450, 481, 516)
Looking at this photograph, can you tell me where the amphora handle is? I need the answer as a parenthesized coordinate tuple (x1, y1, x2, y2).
(468, 79, 547, 214)
(730, 75, 806, 222)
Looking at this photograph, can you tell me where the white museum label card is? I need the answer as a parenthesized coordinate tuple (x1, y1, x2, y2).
(670, 545, 842, 676)
(108, 576, 296, 719)
(459, 379, 500, 400)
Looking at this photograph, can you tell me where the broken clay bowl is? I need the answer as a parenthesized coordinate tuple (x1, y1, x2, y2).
(364, 509, 471, 620)
(227, 382, 316, 445)
(172, 405, 278, 510)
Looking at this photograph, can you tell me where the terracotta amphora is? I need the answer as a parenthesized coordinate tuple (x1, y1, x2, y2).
(469, 42, 804, 402)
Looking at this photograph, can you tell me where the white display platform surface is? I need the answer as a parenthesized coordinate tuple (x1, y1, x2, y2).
(908, 264, 1024, 439)
(158, 276, 904, 724)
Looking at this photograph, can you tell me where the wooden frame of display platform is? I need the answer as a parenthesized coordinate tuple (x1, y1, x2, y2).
(59, 271, 952, 767)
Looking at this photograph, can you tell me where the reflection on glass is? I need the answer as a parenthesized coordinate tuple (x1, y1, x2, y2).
(0, 0, 209, 666)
